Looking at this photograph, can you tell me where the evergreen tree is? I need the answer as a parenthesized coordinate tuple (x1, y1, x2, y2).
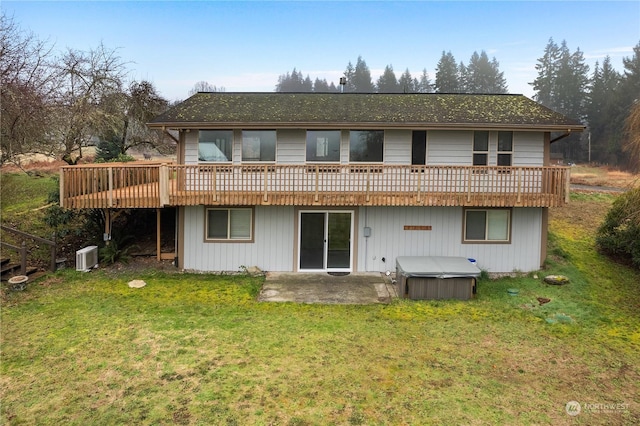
(377, 65, 400, 93)
(398, 68, 416, 93)
(464, 51, 508, 93)
(620, 42, 640, 170)
(531, 38, 560, 108)
(313, 78, 330, 92)
(531, 39, 589, 162)
(416, 68, 433, 93)
(343, 61, 356, 93)
(434, 51, 461, 93)
(586, 57, 622, 163)
(458, 61, 469, 92)
(352, 56, 375, 93)
(275, 68, 313, 92)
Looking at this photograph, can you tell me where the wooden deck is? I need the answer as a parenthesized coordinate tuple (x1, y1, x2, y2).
(60, 163, 570, 209)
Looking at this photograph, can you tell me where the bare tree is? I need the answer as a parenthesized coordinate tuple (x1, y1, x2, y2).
(0, 13, 58, 164)
(188, 81, 225, 96)
(51, 43, 127, 164)
(623, 100, 640, 172)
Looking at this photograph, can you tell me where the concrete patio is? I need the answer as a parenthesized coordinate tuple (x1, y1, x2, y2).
(258, 272, 397, 304)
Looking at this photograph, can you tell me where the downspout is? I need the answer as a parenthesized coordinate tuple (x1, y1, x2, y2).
(550, 129, 572, 143)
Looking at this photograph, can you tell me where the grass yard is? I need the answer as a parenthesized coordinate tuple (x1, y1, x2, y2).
(1, 174, 640, 425)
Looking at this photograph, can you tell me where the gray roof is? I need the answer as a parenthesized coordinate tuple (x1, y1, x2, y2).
(149, 92, 585, 131)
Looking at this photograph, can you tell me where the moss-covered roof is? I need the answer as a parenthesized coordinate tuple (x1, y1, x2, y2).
(149, 92, 584, 131)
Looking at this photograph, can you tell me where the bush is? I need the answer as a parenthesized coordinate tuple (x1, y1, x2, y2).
(95, 136, 135, 163)
(596, 187, 640, 269)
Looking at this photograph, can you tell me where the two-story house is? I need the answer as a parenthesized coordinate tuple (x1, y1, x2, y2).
(60, 92, 584, 274)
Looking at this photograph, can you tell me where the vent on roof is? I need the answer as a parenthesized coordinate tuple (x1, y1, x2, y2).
(76, 246, 98, 272)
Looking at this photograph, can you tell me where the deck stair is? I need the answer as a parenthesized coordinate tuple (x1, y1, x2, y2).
(1, 257, 39, 282)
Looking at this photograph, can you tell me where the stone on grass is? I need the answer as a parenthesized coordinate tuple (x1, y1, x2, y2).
(544, 275, 570, 285)
(245, 266, 264, 276)
(128, 279, 146, 288)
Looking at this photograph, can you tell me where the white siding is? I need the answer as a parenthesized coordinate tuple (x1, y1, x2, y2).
(513, 132, 544, 166)
(184, 131, 199, 164)
(182, 205, 295, 272)
(357, 206, 543, 273)
(277, 129, 306, 163)
(384, 129, 411, 164)
(182, 205, 543, 273)
(427, 130, 472, 165)
(183, 129, 545, 167)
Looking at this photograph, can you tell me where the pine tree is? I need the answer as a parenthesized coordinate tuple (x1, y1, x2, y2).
(620, 42, 640, 170)
(377, 65, 400, 93)
(416, 69, 433, 93)
(587, 57, 622, 163)
(343, 61, 356, 93)
(352, 56, 375, 93)
(275, 68, 313, 92)
(464, 51, 508, 94)
(531, 38, 560, 108)
(434, 51, 461, 93)
(398, 68, 416, 93)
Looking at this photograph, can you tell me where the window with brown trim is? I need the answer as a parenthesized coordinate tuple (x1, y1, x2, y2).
(463, 209, 511, 243)
(205, 207, 253, 242)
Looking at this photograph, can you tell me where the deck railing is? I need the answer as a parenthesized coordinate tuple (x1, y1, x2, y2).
(60, 163, 570, 209)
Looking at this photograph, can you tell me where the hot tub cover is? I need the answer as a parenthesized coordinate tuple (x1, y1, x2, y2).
(396, 256, 481, 279)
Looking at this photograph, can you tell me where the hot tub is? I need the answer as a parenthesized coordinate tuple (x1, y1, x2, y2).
(396, 256, 481, 300)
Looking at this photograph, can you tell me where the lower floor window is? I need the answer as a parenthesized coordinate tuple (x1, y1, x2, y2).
(206, 208, 253, 241)
(464, 209, 511, 242)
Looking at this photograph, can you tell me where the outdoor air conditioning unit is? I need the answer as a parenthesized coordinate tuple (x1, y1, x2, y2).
(76, 246, 99, 272)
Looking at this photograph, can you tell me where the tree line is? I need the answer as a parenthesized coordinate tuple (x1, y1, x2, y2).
(275, 51, 507, 94)
(1, 10, 639, 172)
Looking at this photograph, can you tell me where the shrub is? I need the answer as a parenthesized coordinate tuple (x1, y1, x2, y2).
(596, 187, 640, 269)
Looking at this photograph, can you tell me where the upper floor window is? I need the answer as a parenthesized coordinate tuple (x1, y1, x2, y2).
(473, 131, 489, 166)
(350, 130, 384, 162)
(306, 130, 341, 162)
(242, 130, 276, 162)
(199, 130, 233, 162)
(497, 131, 513, 166)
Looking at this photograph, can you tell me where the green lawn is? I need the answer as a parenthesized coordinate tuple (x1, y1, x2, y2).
(1, 182, 639, 425)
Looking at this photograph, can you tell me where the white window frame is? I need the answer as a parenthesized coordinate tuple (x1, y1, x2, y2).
(349, 130, 384, 163)
(198, 130, 233, 163)
(463, 208, 511, 243)
(306, 130, 341, 163)
(241, 130, 277, 162)
(205, 207, 254, 242)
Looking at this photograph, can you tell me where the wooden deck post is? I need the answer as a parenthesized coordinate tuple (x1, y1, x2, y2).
(159, 163, 169, 206)
(157, 208, 161, 261)
(59, 169, 65, 208)
(263, 164, 269, 202)
(108, 167, 114, 208)
(516, 168, 522, 204)
(565, 168, 571, 204)
(20, 241, 27, 275)
(314, 165, 319, 202)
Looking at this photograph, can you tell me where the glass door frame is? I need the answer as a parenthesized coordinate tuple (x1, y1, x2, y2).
(297, 209, 354, 272)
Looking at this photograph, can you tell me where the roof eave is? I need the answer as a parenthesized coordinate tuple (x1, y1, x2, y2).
(148, 121, 585, 132)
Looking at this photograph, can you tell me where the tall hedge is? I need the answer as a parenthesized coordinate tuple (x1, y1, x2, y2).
(596, 187, 640, 269)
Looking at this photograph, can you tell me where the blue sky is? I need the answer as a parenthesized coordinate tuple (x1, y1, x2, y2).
(3, 1, 639, 102)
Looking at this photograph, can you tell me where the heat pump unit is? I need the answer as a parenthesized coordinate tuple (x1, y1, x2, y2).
(76, 246, 99, 272)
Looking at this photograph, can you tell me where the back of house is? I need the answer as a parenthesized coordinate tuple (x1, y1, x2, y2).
(60, 92, 584, 274)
